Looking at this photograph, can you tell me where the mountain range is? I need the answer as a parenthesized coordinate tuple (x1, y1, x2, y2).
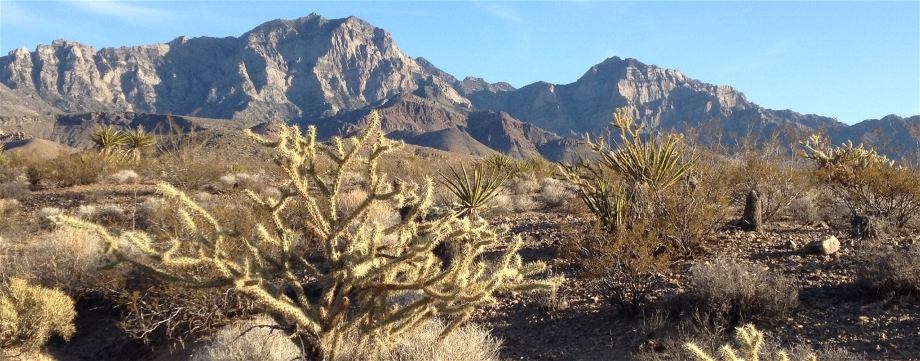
(1, 13, 917, 160)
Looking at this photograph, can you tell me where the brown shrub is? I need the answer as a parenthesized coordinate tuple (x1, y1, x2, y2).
(0, 278, 76, 352)
(857, 244, 920, 296)
(681, 260, 799, 327)
(727, 142, 814, 223)
(334, 318, 503, 361)
(190, 314, 301, 361)
(561, 222, 668, 312)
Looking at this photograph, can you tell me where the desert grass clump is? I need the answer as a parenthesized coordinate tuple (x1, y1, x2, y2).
(0, 278, 76, 352)
(536, 177, 574, 209)
(0, 180, 29, 200)
(8, 227, 113, 294)
(683, 260, 798, 327)
(54, 111, 560, 358)
(334, 318, 502, 361)
(191, 314, 302, 361)
(0, 199, 20, 215)
(107, 169, 140, 185)
(441, 162, 508, 218)
(856, 244, 920, 296)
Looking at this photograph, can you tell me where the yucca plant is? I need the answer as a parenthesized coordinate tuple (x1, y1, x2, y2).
(122, 127, 156, 161)
(441, 163, 508, 218)
(590, 108, 695, 189)
(90, 126, 127, 156)
(484, 153, 516, 172)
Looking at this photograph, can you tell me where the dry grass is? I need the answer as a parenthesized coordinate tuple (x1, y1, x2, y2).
(0, 278, 76, 352)
(106, 169, 140, 185)
(2, 227, 114, 295)
(335, 318, 503, 361)
(191, 314, 302, 361)
(857, 244, 920, 296)
(682, 259, 799, 327)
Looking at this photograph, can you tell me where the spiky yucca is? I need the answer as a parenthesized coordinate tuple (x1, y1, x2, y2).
(55, 111, 560, 359)
(90, 126, 127, 156)
(441, 163, 508, 218)
(123, 127, 156, 161)
(685, 324, 817, 361)
(560, 107, 694, 231)
(593, 108, 693, 189)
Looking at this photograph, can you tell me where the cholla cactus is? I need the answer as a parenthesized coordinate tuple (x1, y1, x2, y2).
(685, 324, 817, 361)
(55, 111, 561, 358)
(799, 134, 893, 170)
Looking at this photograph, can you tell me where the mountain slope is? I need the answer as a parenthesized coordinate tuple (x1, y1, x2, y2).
(0, 14, 467, 121)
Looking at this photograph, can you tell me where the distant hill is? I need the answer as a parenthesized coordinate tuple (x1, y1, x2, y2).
(1, 13, 916, 159)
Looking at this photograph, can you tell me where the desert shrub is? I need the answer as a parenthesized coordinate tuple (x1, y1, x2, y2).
(727, 140, 814, 223)
(109, 278, 260, 346)
(683, 260, 798, 327)
(0, 199, 20, 215)
(561, 222, 668, 312)
(0, 278, 76, 352)
(54, 111, 560, 358)
(856, 244, 920, 296)
(7, 227, 115, 295)
(800, 135, 920, 233)
(191, 314, 301, 361)
(28, 152, 109, 187)
(335, 318, 502, 361)
(559, 108, 723, 311)
(536, 177, 574, 209)
(90, 126, 127, 156)
(0, 180, 29, 200)
(106, 169, 140, 185)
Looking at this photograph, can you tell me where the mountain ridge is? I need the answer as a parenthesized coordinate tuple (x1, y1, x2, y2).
(1, 13, 917, 159)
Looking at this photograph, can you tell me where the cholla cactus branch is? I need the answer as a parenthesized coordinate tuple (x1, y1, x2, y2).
(685, 324, 818, 361)
(55, 110, 561, 358)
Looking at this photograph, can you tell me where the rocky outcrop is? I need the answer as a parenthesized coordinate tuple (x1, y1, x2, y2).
(0, 14, 468, 122)
(468, 57, 845, 139)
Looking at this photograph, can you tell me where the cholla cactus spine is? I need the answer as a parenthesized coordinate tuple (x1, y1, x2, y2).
(55, 110, 561, 358)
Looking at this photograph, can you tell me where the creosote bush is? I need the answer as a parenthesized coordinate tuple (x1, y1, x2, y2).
(683, 260, 798, 327)
(0, 278, 76, 353)
(54, 111, 561, 358)
(560, 108, 727, 311)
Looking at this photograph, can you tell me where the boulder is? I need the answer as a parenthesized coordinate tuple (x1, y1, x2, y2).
(803, 236, 840, 256)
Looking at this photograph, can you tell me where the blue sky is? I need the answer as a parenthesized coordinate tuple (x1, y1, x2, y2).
(1, 1, 918, 124)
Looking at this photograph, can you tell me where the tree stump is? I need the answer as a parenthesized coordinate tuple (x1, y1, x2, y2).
(739, 189, 762, 232)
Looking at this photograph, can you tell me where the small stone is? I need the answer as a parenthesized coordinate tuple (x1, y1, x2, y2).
(803, 236, 841, 255)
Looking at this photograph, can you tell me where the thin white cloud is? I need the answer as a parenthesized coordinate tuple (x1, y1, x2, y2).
(477, 3, 524, 24)
(69, 0, 170, 21)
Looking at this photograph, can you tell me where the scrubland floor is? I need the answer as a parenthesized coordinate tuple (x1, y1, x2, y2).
(5, 184, 920, 360)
